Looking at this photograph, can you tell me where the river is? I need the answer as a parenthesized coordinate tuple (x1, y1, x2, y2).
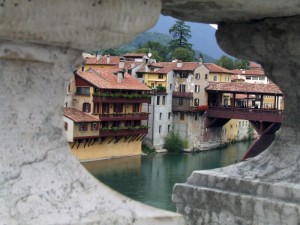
(83, 140, 253, 212)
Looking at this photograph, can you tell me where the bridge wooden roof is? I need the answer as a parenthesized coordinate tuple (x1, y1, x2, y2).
(206, 82, 283, 95)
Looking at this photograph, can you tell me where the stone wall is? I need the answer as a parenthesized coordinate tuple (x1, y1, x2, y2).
(1, 0, 300, 224)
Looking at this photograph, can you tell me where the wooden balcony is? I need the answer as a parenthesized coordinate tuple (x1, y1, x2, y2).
(93, 96, 151, 104)
(172, 91, 193, 98)
(207, 106, 283, 123)
(99, 128, 148, 137)
(172, 105, 208, 112)
(98, 112, 149, 121)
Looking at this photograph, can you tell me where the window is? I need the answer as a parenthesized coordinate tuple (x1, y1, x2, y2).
(159, 112, 162, 120)
(195, 73, 200, 79)
(156, 96, 160, 105)
(246, 77, 251, 80)
(158, 74, 163, 79)
(137, 73, 143, 79)
(179, 84, 186, 92)
(102, 103, 109, 114)
(180, 112, 184, 120)
(213, 75, 217, 81)
(64, 122, 68, 131)
(195, 85, 200, 93)
(162, 96, 166, 105)
(151, 83, 154, 88)
(168, 125, 171, 132)
(133, 103, 139, 113)
(194, 98, 199, 106)
(113, 103, 123, 113)
(159, 125, 161, 134)
(76, 87, 90, 95)
(92, 123, 99, 131)
(252, 77, 258, 80)
(79, 123, 88, 132)
(168, 112, 171, 119)
(83, 102, 91, 113)
(170, 84, 172, 91)
(259, 77, 265, 80)
(93, 103, 100, 114)
(205, 74, 208, 80)
(179, 98, 183, 106)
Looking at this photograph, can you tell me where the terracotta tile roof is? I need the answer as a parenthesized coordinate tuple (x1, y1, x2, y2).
(249, 61, 262, 70)
(121, 61, 143, 70)
(154, 62, 176, 74)
(173, 62, 200, 71)
(231, 69, 265, 76)
(123, 53, 147, 58)
(76, 68, 150, 91)
(64, 108, 99, 123)
(204, 63, 233, 74)
(206, 82, 282, 95)
(84, 56, 120, 65)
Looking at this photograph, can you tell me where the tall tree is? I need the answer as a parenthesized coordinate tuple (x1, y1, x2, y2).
(141, 41, 168, 61)
(216, 55, 235, 70)
(168, 20, 193, 51)
(171, 48, 194, 62)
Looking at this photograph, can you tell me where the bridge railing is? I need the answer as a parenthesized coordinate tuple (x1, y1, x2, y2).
(207, 106, 283, 123)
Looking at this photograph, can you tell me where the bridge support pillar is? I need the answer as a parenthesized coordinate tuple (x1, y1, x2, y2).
(173, 16, 300, 224)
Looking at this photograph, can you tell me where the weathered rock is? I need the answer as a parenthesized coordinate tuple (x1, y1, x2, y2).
(162, 0, 300, 23)
(173, 16, 300, 225)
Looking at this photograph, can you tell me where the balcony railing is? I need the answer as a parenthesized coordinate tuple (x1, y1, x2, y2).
(172, 91, 193, 98)
(98, 112, 149, 121)
(207, 106, 283, 123)
(99, 127, 148, 137)
(172, 105, 208, 112)
(93, 96, 151, 104)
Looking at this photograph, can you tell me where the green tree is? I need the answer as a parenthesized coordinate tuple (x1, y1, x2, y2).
(135, 48, 163, 62)
(168, 20, 193, 51)
(164, 131, 184, 153)
(171, 47, 194, 62)
(217, 55, 250, 70)
(140, 41, 168, 61)
(234, 59, 250, 69)
(216, 55, 235, 70)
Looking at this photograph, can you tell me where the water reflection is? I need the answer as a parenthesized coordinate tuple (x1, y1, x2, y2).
(82, 141, 253, 212)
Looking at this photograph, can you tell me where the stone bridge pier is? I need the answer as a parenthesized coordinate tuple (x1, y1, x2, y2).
(0, 0, 300, 224)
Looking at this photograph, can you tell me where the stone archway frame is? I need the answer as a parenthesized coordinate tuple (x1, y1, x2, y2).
(0, 0, 185, 224)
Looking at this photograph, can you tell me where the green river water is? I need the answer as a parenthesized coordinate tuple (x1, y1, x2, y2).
(83, 141, 253, 212)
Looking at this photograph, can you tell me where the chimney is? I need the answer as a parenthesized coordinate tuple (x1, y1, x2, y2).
(117, 71, 125, 83)
(119, 57, 125, 69)
(96, 54, 101, 61)
(177, 60, 183, 68)
(106, 55, 110, 64)
(199, 57, 203, 65)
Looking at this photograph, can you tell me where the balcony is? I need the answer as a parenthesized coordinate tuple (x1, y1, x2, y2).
(93, 95, 151, 104)
(172, 105, 208, 112)
(99, 127, 148, 137)
(207, 106, 283, 123)
(172, 91, 193, 98)
(98, 112, 149, 121)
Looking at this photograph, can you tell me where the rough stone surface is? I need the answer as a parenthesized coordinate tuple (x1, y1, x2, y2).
(0, 41, 185, 225)
(1, 0, 300, 224)
(173, 16, 300, 225)
(0, 0, 161, 50)
(162, 0, 300, 23)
